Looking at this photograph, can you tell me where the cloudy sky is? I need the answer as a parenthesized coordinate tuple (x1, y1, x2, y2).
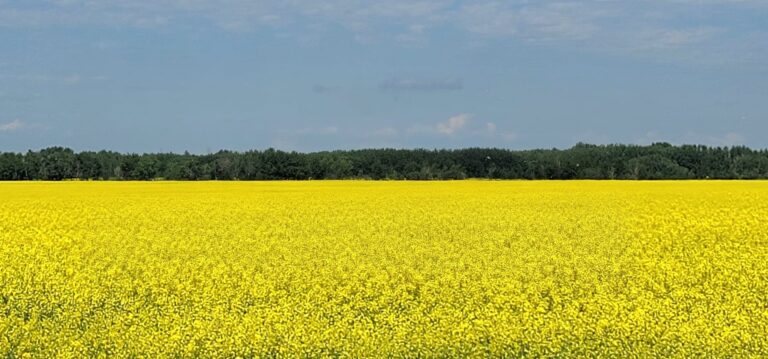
(1, 0, 767, 152)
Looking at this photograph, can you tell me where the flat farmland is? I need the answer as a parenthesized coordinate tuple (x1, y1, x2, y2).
(1, 181, 767, 357)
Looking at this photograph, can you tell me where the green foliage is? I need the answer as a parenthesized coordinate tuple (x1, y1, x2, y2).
(1, 144, 767, 180)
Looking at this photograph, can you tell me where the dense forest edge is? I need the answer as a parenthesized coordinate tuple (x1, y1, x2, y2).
(2, 143, 768, 180)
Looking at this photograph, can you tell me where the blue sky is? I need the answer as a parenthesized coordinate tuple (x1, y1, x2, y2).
(1, 0, 767, 153)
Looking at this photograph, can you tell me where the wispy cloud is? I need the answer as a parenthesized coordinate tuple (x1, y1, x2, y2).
(436, 113, 471, 135)
(368, 127, 399, 138)
(0, 1, 451, 31)
(635, 130, 747, 147)
(635, 131, 668, 145)
(0, 92, 35, 103)
(685, 131, 746, 147)
(395, 24, 430, 46)
(405, 114, 521, 142)
(0, 1, 764, 65)
(485, 122, 497, 133)
(379, 78, 463, 92)
(0, 119, 24, 132)
(312, 84, 337, 94)
(483, 121, 517, 142)
(0, 73, 103, 85)
(460, 2, 604, 41)
(631, 27, 722, 51)
(290, 126, 340, 135)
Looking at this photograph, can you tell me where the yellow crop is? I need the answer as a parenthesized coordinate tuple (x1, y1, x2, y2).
(1, 181, 767, 357)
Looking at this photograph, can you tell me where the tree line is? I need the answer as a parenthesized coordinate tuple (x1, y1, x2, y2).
(1, 143, 768, 181)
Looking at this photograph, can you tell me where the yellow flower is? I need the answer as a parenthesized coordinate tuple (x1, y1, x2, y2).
(0, 180, 766, 357)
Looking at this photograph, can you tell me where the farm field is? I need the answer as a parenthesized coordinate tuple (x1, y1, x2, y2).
(1, 181, 767, 357)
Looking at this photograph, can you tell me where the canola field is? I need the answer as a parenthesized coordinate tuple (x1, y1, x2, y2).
(1, 181, 767, 357)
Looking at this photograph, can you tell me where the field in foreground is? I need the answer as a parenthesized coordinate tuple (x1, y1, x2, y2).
(1, 181, 767, 357)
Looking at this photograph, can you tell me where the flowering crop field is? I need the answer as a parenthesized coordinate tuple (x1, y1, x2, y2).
(1, 181, 767, 357)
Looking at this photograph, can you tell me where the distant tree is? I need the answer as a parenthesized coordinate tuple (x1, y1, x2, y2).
(626, 155, 691, 180)
(3, 144, 768, 181)
(732, 155, 768, 179)
(133, 156, 159, 180)
(0, 153, 25, 180)
(31, 147, 77, 180)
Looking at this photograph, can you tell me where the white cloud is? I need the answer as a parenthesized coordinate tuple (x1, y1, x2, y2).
(0, 119, 24, 132)
(436, 113, 471, 135)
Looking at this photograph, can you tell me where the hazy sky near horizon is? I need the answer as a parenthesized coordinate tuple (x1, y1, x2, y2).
(1, 0, 767, 153)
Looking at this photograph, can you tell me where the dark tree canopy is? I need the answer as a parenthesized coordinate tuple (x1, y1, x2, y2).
(1, 143, 767, 180)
